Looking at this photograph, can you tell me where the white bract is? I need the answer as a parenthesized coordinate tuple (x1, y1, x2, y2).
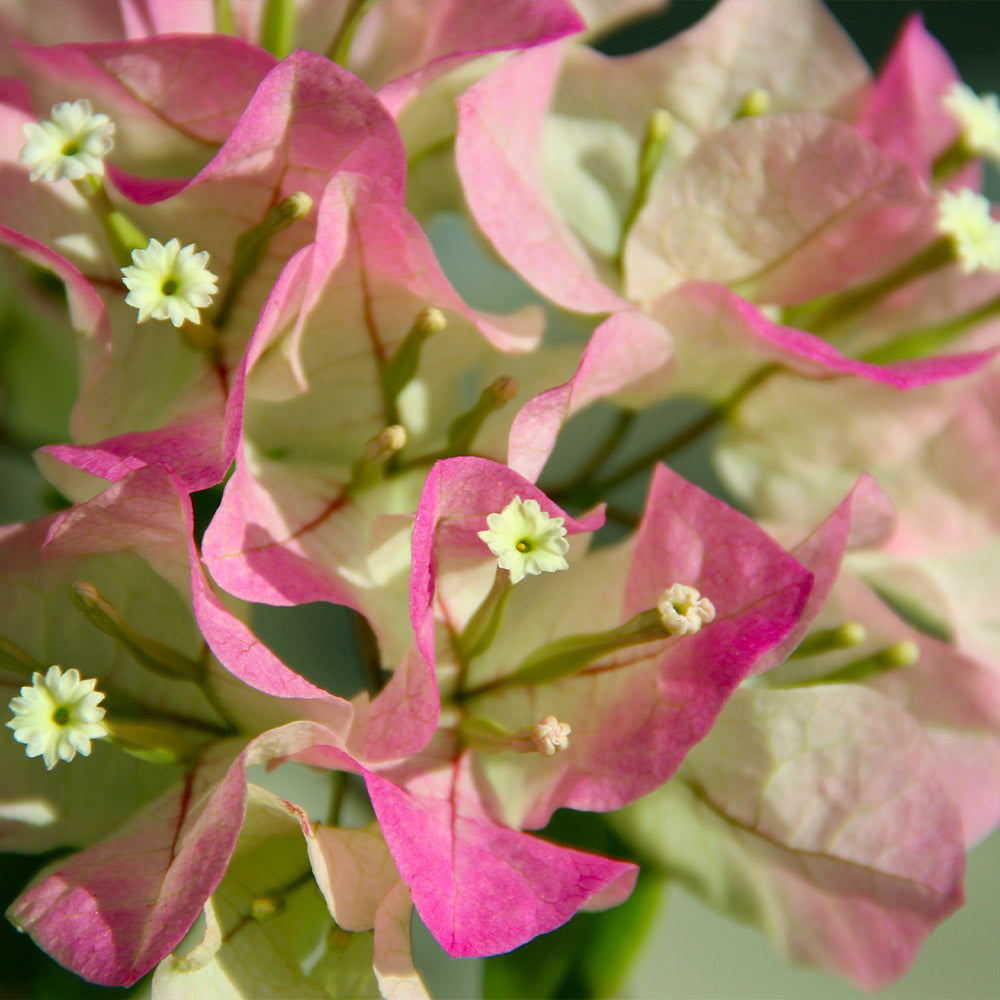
(20, 99, 115, 182)
(657, 583, 716, 636)
(937, 189, 1000, 273)
(943, 82, 1000, 163)
(478, 496, 569, 584)
(121, 237, 219, 327)
(7, 666, 108, 770)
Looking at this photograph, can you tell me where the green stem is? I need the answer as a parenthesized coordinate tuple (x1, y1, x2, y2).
(787, 239, 955, 338)
(615, 109, 671, 276)
(260, 0, 296, 57)
(562, 365, 776, 506)
(213, 192, 312, 332)
(193, 644, 241, 734)
(75, 176, 148, 268)
(0, 636, 46, 679)
(213, 0, 235, 33)
(327, 771, 347, 826)
(351, 610, 385, 696)
(788, 623, 866, 659)
(381, 307, 446, 427)
(460, 607, 666, 702)
(325, 0, 378, 65)
(454, 569, 513, 677)
(859, 291, 1000, 364)
(771, 641, 919, 688)
(544, 409, 635, 498)
(932, 137, 974, 186)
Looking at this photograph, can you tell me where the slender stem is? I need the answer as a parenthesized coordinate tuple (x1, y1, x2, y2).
(325, 0, 377, 65)
(327, 771, 347, 826)
(798, 239, 955, 339)
(260, 0, 296, 57)
(455, 569, 512, 665)
(351, 610, 385, 697)
(544, 409, 635, 497)
(195, 643, 241, 734)
(561, 365, 777, 506)
(213, 0, 235, 33)
(860, 291, 1000, 365)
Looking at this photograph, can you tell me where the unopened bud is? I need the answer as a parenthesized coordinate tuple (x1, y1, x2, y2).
(736, 88, 770, 119)
(365, 425, 407, 463)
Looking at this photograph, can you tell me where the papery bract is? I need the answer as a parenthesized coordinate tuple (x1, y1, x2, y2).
(2, 44, 405, 492)
(412, 458, 812, 826)
(613, 684, 965, 990)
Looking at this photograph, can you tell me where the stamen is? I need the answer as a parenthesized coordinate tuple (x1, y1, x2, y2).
(657, 584, 716, 635)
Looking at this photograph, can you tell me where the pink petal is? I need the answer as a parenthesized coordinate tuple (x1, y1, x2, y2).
(508, 310, 673, 482)
(754, 474, 895, 674)
(370, 0, 584, 116)
(626, 114, 937, 307)
(410, 457, 604, 671)
(8, 721, 350, 987)
(654, 281, 994, 399)
(366, 749, 637, 957)
(855, 14, 979, 187)
(456, 42, 627, 314)
(15, 35, 276, 151)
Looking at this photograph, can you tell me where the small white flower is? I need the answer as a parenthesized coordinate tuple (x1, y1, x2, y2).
(7, 666, 108, 770)
(530, 715, 572, 756)
(942, 82, 1000, 163)
(121, 237, 219, 327)
(513, 715, 572, 757)
(477, 496, 569, 584)
(657, 583, 716, 636)
(937, 189, 1000, 273)
(20, 99, 115, 183)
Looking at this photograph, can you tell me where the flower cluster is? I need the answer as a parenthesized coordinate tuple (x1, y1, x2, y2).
(0, 2, 999, 998)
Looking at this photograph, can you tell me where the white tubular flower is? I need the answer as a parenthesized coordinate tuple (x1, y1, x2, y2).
(942, 82, 1000, 162)
(658, 583, 716, 636)
(513, 715, 572, 757)
(477, 496, 569, 584)
(20, 99, 115, 183)
(937, 189, 1000, 273)
(121, 237, 219, 327)
(530, 715, 571, 756)
(7, 666, 108, 770)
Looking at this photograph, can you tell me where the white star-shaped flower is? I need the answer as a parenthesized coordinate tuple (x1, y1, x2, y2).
(7, 666, 108, 770)
(478, 495, 569, 584)
(937, 189, 1000, 273)
(121, 237, 219, 327)
(20, 99, 115, 182)
(943, 82, 1000, 163)
(657, 583, 716, 636)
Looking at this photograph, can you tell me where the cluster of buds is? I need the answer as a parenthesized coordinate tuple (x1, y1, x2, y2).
(1, 2, 999, 999)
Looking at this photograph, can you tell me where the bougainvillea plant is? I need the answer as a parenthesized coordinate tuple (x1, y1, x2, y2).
(1, 1, 999, 997)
